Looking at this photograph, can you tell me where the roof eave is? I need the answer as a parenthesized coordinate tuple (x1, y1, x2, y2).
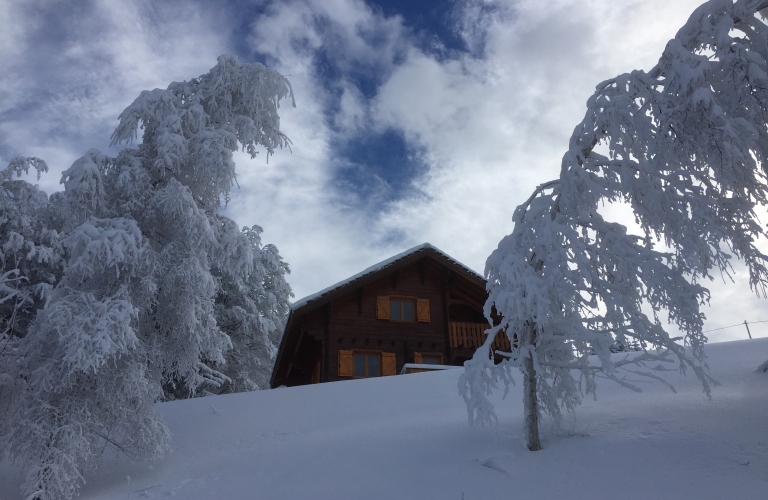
(290, 246, 485, 318)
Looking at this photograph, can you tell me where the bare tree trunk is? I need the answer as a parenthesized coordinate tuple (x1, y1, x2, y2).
(523, 323, 541, 451)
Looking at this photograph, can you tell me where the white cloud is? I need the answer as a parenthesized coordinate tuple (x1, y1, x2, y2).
(235, 0, 421, 298)
(334, 83, 368, 134)
(228, 0, 768, 340)
(364, 0, 767, 342)
(0, 0, 228, 194)
(3, 0, 765, 342)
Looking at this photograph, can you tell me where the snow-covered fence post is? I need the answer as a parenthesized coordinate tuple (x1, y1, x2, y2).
(462, 0, 768, 450)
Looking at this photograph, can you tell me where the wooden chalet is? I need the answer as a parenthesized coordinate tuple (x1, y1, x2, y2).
(270, 243, 510, 388)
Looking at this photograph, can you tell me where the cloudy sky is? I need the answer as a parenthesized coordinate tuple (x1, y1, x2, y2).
(2, 0, 766, 342)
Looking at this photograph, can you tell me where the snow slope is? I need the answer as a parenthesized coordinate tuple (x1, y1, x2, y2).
(2, 338, 767, 500)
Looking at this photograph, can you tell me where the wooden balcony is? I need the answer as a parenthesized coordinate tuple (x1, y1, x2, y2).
(449, 322, 511, 351)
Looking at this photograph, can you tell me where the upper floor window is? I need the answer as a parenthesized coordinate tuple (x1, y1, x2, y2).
(390, 299, 415, 321)
(376, 296, 430, 322)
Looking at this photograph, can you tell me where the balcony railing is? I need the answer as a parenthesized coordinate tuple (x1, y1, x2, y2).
(449, 322, 511, 351)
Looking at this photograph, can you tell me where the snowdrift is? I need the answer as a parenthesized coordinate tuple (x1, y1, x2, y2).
(1, 338, 767, 499)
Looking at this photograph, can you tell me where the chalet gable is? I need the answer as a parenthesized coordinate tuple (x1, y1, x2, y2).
(289, 243, 485, 317)
(271, 243, 509, 388)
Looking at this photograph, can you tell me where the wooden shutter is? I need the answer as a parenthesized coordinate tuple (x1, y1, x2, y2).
(311, 360, 321, 384)
(382, 352, 397, 376)
(414, 352, 423, 364)
(338, 350, 354, 377)
(416, 298, 430, 322)
(376, 296, 391, 319)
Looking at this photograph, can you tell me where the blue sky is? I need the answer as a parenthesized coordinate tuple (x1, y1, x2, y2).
(1, 0, 766, 342)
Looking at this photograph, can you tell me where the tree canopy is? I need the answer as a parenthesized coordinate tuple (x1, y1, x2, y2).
(0, 55, 294, 500)
(460, 0, 768, 450)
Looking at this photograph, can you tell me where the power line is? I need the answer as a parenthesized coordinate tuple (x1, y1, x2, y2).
(703, 319, 768, 334)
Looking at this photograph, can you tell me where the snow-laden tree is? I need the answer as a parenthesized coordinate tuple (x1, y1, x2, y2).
(460, 0, 768, 451)
(212, 225, 292, 393)
(0, 55, 294, 500)
(0, 158, 63, 339)
(0, 158, 66, 478)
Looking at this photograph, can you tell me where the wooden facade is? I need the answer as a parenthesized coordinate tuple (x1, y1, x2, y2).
(270, 244, 508, 388)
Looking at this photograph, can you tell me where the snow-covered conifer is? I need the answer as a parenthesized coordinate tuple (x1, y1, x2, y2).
(460, 0, 768, 450)
(0, 55, 293, 500)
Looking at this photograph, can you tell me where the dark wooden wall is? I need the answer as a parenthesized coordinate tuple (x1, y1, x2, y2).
(279, 257, 489, 386)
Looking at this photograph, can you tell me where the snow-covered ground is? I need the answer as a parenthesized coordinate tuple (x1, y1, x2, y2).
(2, 338, 767, 500)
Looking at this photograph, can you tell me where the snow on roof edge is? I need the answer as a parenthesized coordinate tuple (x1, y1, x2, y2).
(290, 243, 484, 311)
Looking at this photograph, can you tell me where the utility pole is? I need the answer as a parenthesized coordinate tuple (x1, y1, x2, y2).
(744, 320, 753, 340)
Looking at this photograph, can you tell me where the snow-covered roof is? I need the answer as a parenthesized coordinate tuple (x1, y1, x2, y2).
(399, 363, 462, 375)
(290, 243, 484, 311)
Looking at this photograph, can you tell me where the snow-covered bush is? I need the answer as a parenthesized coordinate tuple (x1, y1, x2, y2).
(460, 0, 768, 450)
(0, 55, 293, 500)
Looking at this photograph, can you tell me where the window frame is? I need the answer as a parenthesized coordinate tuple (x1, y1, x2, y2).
(376, 296, 430, 323)
(352, 349, 382, 379)
(389, 295, 417, 323)
(339, 350, 397, 378)
(420, 354, 443, 365)
(414, 351, 444, 365)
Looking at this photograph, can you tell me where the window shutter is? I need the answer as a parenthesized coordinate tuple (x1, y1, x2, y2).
(338, 350, 354, 377)
(382, 352, 397, 376)
(376, 296, 391, 319)
(311, 360, 321, 384)
(414, 352, 423, 364)
(416, 298, 430, 322)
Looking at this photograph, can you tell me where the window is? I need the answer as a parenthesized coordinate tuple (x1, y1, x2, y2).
(390, 298, 415, 321)
(354, 353, 380, 377)
(414, 352, 443, 365)
(421, 355, 441, 365)
(339, 350, 397, 377)
(376, 296, 430, 322)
